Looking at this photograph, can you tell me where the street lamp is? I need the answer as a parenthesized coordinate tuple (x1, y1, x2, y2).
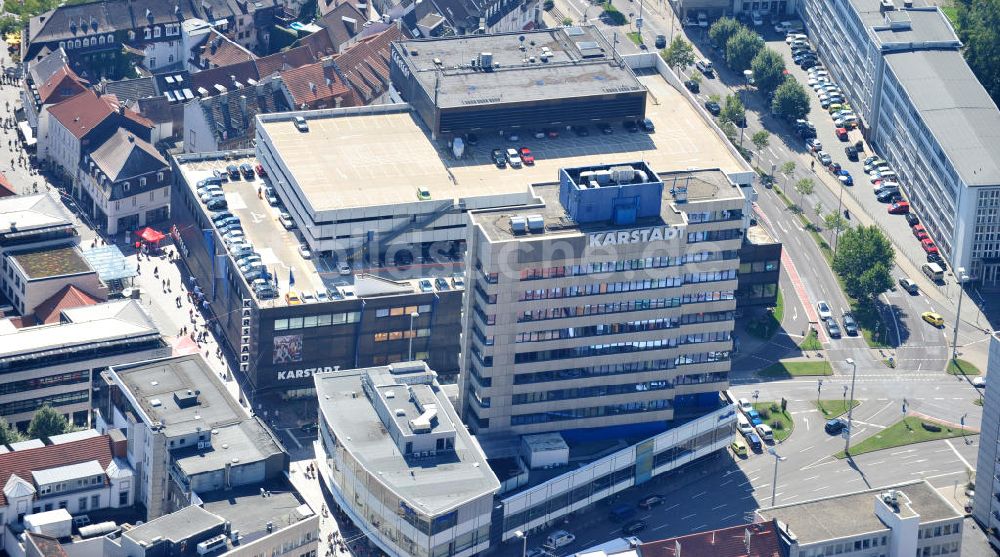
(767, 448, 786, 506)
(752, 390, 760, 406)
(514, 531, 527, 557)
(408, 311, 420, 361)
(844, 358, 858, 455)
(951, 267, 969, 362)
(817, 379, 823, 407)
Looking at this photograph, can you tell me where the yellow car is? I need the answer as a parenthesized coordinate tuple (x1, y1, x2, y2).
(731, 439, 748, 458)
(921, 311, 944, 327)
(285, 290, 303, 305)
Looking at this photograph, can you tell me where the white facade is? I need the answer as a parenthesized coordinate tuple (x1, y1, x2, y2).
(972, 334, 1000, 547)
(41, 112, 82, 181)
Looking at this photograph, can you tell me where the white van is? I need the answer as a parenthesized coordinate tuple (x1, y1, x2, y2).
(922, 262, 945, 282)
(737, 414, 753, 435)
(545, 531, 575, 549)
(756, 424, 774, 442)
(737, 398, 753, 413)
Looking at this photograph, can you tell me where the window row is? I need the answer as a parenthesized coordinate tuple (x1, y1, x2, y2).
(517, 251, 736, 281)
(517, 273, 735, 301)
(373, 328, 430, 342)
(375, 304, 432, 318)
(0, 370, 89, 397)
(59, 34, 115, 50)
(274, 312, 361, 331)
(510, 399, 672, 425)
(687, 228, 741, 243)
(511, 379, 672, 404)
(513, 331, 732, 363)
(515, 317, 680, 343)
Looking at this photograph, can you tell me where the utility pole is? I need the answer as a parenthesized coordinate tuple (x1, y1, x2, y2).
(844, 358, 858, 455)
(951, 267, 969, 362)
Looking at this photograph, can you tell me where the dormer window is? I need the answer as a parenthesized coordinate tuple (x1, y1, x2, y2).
(107, 33, 113, 43)
(154, 26, 161, 38)
(144, 27, 151, 39)
(98, 35, 104, 45)
(82, 38, 89, 47)
(128, 30, 135, 40)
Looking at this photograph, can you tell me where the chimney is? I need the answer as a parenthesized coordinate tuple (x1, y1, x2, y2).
(309, 82, 317, 94)
(239, 94, 248, 120)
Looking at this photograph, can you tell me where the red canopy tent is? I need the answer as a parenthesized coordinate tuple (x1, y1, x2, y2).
(136, 227, 166, 244)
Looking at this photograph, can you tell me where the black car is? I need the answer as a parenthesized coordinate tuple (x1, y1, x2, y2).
(845, 146, 858, 161)
(877, 191, 902, 204)
(797, 127, 817, 139)
(623, 120, 639, 133)
(573, 125, 590, 137)
(905, 213, 920, 226)
(638, 495, 664, 509)
(226, 164, 240, 179)
(825, 317, 842, 338)
(800, 59, 819, 69)
(466, 133, 479, 145)
(654, 34, 666, 49)
(239, 163, 255, 180)
(704, 100, 721, 116)
(640, 118, 655, 132)
(434, 277, 450, 290)
(842, 313, 859, 336)
(622, 521, 646, 535)
(684, 79, 700, 93)
(206, 198, 228, 210)
(491, 149, 507, 168)
(927, 253, 946, 268)
(825, 419, 846, 435)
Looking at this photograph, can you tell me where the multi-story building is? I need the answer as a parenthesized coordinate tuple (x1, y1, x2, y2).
(314, 362, 500, 557)
(0, 300, 166, 428)
(3, 245, 106, 316)
(759, 480, 963, 557)
(798, 0, 1000, 285)
(98, 355, 287, 520)
(972, 333, 1000, 548)
(79, 128, 171, 235)
(460, 163, 745, 437)
(0, 430, 135, 552)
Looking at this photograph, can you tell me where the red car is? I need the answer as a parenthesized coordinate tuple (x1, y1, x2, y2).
(921, 239, 938, 254)
(835, 127, 848, 141)
(912, 224, 928, 240)
(519, 147, 535, 165)
(255, 163, 267, 177)
(888, 201, 910, 214)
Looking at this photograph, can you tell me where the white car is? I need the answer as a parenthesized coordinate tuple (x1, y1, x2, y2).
(338, 261, 352, 275)
(506, 148, 522, 168)
(278, 212, 295, 229)
(786, 33, 808, 44)
(298, 244, 312, 259)
(973, 377, 986, 388)
(737, 414, 754, 435)
(737, 398, 753, 413)
(756, 424, 774, 442)
(817, 300, 833, 320)
(301, 291, 317, 304)
(545, 531, 576, 549)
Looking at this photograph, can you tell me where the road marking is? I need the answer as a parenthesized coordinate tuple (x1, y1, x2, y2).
(799, 444, 816, 453)
(739, 480, 752, 487)
(720, 480, 732, 486)
(803, 475, 819, 482)
(945, 439, 974, 471)
(692, 491, 707, 498)
(664, 504, 679, 512)
(723, 513, 740, 521)
(924, 470, 967, 480)
(681, 513, 697, 520)
(890, 449, 916, 456)
(651, 523, 672, 532)
(712, 503, 727, 510)
(755, 483, 770, 490)
(791, 409, 818, 415)
(812, 485, 829, 492)
(805, 417, 810, 431)
(867, 400, 894, 422)
(693, 524, 708, 531)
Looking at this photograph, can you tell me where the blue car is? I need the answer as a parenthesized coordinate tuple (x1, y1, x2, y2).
(747, 409, 763, 426)
(837, 169, 853, 186)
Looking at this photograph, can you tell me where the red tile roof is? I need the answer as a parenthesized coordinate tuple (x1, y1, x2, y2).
(255, 44, 320, 79)
(37, 66, 88, 105)
(199, 30, 257, 69)
(0, 435, 114, 506)
(334, 25, 400, 104)
(281, 59, 353, 109)
(33, 285, 103, 324)
(639, 521, 785, 557)
(46, 90, 118, 140)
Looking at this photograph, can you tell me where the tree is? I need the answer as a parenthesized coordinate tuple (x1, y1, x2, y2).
(953, 0, 1000, 105)
(708, 17, 743, 49)
(719, 121, 738, 142)
(832, 225, 895, 301)
(724, 27, 764, 72)
(0, 417, 23, 445)
(662, 37, 696, 72)
(780, 161, 796, 183)
(750, 48, 787, 96)
(27, 406, 73, 441)
(814, 201, 824, 219)
(720, 94, 746, 127)
(794, 178, 815, 208)
(824, 211, 848, 238)
(771, 77, 811, 121)
(751, 130, 770, 158)
(689, 72, 703, 87)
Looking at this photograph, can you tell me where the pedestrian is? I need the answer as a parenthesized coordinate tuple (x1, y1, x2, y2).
(153, 266, 158, 277)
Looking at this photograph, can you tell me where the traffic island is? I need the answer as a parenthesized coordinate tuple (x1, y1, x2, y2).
(834, 416, 977, 458)
(759, 360, 833, 378)
(799, 329, 823, 351)
(752, 402, 794, 442)
(815, 399, 860, 419)
(946, 358, 981, 376)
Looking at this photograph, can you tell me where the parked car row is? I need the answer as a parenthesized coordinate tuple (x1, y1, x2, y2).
(815, 300, 858, 339)
(735, 398, 772, 454)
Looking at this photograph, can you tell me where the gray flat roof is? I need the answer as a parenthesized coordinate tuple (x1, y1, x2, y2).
(256, 74, 746, 214)
(884, 49, 1000, 186)
(0, 193, 74, 237)
(315, 366, 499, 516)
(199, 481, 313, 545)
(173, 419, 283, 477)
(869, 8, 958, 45)
(124, 505, 225, 545)
(759, 480, 961, 545)
(471, 168, 742, 242)
(111, 355, 249, 437)
(0, 300, 160, 360)
(393, 27, 642, 109)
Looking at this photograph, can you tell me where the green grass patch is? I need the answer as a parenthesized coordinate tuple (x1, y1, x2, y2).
(816, 399, 860, 419)
(753, 402, 794, 442)
(947, 358, 981, 376)
(835, 416, 974, 458)
(800, 329, 823, 351)
(851, 301, 892, 349)
(759, 360, 833, 378)
(941, 5, 958, 27)
(601, 2, 627, 25)
(626, 32, 644, 46)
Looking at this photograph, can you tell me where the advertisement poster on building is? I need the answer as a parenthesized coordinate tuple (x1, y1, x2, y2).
(273, 334, 303, 364)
